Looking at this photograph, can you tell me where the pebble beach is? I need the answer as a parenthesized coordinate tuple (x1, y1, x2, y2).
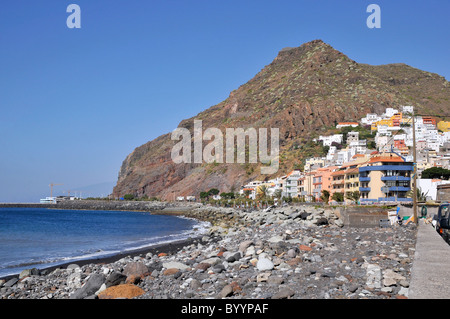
(0, 204, 417, 300)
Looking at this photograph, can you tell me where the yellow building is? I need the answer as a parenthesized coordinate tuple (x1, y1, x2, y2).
(371, 118, 393, 131)
(359, 152, 413, 203)
(371, 113, 403, 131)
(438, 121, 450, 132)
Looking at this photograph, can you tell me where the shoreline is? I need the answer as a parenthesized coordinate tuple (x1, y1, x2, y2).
(0, 203, 211, 282)
(0, 235, 206, 283)
(0, 204, 418, 300)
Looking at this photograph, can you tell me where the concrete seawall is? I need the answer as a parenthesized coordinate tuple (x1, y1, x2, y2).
(0, 200, 199, 213)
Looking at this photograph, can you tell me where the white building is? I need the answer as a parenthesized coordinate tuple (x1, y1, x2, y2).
(382, 108, 399, 119)
(361, 113, 382, 126)
(283, 170, 301, 198)
(337, 122, 359, 129)
(402, 105, 414, 115)
(349, 140, 367, 154)
(305, 157, 326, 171)
(417, 179, 450, 200)
(336, 149, 355, 165)
(318, 134, 343, 147)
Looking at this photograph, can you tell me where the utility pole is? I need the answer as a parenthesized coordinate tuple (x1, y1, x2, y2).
(412, 113, 418, 225)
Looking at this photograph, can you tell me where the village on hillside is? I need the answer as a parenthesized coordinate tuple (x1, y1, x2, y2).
(230, 106, 450, 205)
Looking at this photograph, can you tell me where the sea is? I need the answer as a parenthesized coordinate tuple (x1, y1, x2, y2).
(0, 207, 209, 278)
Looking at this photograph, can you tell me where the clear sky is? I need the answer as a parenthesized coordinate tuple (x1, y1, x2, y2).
(0, 0, 448, 202)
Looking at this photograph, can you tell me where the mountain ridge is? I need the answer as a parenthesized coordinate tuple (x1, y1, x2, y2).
(112, 39, 449, 200)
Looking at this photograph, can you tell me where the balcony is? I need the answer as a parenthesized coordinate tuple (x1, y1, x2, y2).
(359, 187, 371, 192)
(381, 176, 411, 182)
(359, 165, 413, 172)
(359, 177, 371, 182)
(388, 186, 411, 192)
(285, 182, 298, 187)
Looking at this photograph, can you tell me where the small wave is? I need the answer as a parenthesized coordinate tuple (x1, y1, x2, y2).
(0, 216, 211, 278)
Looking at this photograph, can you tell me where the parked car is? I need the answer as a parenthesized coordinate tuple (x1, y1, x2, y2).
(435, 203, 450, 243)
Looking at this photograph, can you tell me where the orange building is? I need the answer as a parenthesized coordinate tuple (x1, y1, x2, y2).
(422, 117, 437, 126)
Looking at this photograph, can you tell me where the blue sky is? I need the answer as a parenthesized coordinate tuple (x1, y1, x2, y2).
(0, 0, 448, 202)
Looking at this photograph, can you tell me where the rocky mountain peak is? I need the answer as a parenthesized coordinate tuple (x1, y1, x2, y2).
(112, 41, 449, 200)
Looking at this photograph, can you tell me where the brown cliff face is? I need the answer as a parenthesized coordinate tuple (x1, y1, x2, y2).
(113, 40, 450, 200)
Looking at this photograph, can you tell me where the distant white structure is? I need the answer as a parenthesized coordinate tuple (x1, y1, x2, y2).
(418, 179, 450, 200)
(40, 197, 56, 204)
(361, 113, 381, 126)
(382, 108, 399, 118)
(305, 157, 325, 171)
(336, 122, 359, 129)
(402, 105, 414, 115)
(282, 170, 301, 198)
(318, 134, 343, 147)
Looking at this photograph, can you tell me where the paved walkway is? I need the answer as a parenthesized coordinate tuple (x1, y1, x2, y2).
(409, 219, 450, 299)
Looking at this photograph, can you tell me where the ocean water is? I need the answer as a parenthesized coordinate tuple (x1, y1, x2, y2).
(0, 207, 209, 278)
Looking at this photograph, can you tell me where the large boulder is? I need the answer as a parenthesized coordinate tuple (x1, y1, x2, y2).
(70, 273, 106, 299)
(97, 284, 145, 299)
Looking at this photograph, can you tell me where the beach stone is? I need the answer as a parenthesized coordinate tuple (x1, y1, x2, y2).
(125, 274, 142, 284)
(217, 284, 233, 298)
(300, 212, 310, 220)
(105, 271, 127, 288)
(95, 283, 107, 295)
(272, 287, 295, 299)
(383, 269, 406, 282)
(257, 257, 274, 271)
(257, 272, 271, 282)
(223, 251, 242, 262)
(268, 235, 283, 243)
(66, 264, 81, 271)
(19, 268, 40, 279)
(315, 217, 328, 226)
(162, 261, 189, 271)
(287, 248, 298, 258)
(398, 287, 409, 297)
(239, 240, 254, 253)
(123, 261, 150, 278)
(245, 246, 256, 257)
(66, 271, 83, 290)
(98, 284, 145, 299)
(213, 263, 225, 273)
(200, 257, 221, 266)
(365, 264, 382, 289)
(190, 279, 202, 290)
(163, 268, 180, 276)
(383, 277, 397, 287)
(267, 276, 284, 285)
(195, 263, 211, 271)
(150, 269, 159, 277)
(4, 278, 18, 288)
(70, 274, 106, 299)
(299, 244, 312, 252)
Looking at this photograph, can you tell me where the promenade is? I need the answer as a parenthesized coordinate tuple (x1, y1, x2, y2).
(409, 218, 450, 299)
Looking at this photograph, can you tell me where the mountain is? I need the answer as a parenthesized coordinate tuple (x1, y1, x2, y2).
(112, 40, 449, 200)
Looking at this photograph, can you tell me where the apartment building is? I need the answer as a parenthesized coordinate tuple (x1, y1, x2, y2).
(359, 152, 413, 203)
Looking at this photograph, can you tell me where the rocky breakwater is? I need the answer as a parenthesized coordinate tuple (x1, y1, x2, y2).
(0, 205, 417, 299)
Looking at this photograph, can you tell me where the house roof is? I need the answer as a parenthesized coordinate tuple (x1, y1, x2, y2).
(368, 154, 404, 164)
(331, 170, 346, 176)
(344, 167, 359, 174)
